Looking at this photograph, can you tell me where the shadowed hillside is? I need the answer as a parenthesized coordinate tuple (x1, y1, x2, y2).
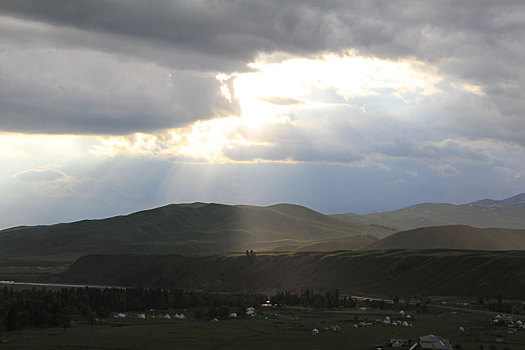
(363, 225, 525, 250)
(57, 250, 525, 298)
(0, 203, 389, 264)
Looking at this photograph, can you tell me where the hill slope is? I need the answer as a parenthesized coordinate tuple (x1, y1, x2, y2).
(57, 250, 525, 297)
(0, 203, 389, 264)
(363, 225, 525, 250)
(333, 200, 525, 231)
(470, 192, 525, 208)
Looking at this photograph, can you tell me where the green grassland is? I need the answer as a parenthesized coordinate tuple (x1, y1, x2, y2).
(0, 203, 389, 266)
(4, 198, 525, 268)
(1, 304, 524, 350)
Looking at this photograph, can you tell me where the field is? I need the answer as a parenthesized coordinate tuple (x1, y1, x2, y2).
(2, 302, 525, 349)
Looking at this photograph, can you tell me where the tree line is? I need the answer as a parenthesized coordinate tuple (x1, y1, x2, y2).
(0, 286, 432, 333)
(0, 286, 265, 332)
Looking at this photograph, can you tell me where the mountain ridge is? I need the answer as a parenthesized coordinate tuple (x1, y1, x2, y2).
(0, 202, 388, 264)
(332, 197, 525, 231)
(469, 192, 525, 208)
(3, 193, 525, 265)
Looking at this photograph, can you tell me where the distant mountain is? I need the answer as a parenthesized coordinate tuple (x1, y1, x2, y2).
(470, 193, 525, 208)
(363, 225, 525, 251)
(57, 249, 525, 297)
(332, 193, 525, 231)
(0, 203, 390, 264)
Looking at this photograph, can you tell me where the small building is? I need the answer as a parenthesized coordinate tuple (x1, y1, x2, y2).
(390, 339, 413, 348)
(419, 334, 453, 350)
(262, 297, 274, 307)
(495, 335, 505, 343)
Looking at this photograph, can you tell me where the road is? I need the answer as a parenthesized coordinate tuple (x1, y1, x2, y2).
(0, 281, 124, 289)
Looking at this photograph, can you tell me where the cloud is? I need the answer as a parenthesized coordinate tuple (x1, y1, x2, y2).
(15, 168, 66, 182)
(375, 138, 494, 163)
(492, 166, 521, 180)
(1, 1, 525, 143)
(13, 165, 89, 198)
(430, 163, 459, 177)
(223, 143, 364, 164)
(0, 43, 238, 134)
(258, 96, 305, 106)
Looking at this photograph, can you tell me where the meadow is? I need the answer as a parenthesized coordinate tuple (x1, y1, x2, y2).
(2, 300, 524, 349)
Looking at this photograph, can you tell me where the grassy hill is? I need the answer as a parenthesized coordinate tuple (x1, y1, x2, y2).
(332, 202, 525, 231)
(57, 249, 525, 297)
(0, 203, 390, 265)
(363, 225, 525, 250)
(470, 192, 525, 208)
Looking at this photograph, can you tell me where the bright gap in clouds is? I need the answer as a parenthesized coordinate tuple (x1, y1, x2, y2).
(93, 51, 445, 163)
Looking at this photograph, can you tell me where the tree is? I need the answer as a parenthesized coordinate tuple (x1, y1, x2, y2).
(87, 311, 97, 332)
(5, 306, 17, 331)
(60, 313, 72, 332)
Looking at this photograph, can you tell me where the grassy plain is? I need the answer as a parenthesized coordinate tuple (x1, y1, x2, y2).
(1, 304, 524, 350)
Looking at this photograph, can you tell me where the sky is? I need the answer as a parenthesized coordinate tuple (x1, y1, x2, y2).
(1, 1, 525, 229)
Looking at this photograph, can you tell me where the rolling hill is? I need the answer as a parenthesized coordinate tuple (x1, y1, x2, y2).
(0, 202, 389, 264)
(332, 193, 525, 231)
(470, 192, 525, 208)
(363, 225, 525, 251)
(57, 249, 525, 297)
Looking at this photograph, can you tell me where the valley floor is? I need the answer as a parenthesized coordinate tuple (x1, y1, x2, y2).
(2, 306, 525, 350)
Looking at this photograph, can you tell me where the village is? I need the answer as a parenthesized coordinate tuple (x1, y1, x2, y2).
(88, 297, 525, 350)
(1, 285, 525, 349)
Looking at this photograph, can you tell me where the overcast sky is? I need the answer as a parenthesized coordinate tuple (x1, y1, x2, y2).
(1, 0, 525, 229)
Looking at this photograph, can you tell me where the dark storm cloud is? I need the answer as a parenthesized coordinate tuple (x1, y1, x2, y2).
(3, 1, 520, 71)
(0, 0, 346, 71)
(1, 0, 524, 140)
(0, 46, 238, 134)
